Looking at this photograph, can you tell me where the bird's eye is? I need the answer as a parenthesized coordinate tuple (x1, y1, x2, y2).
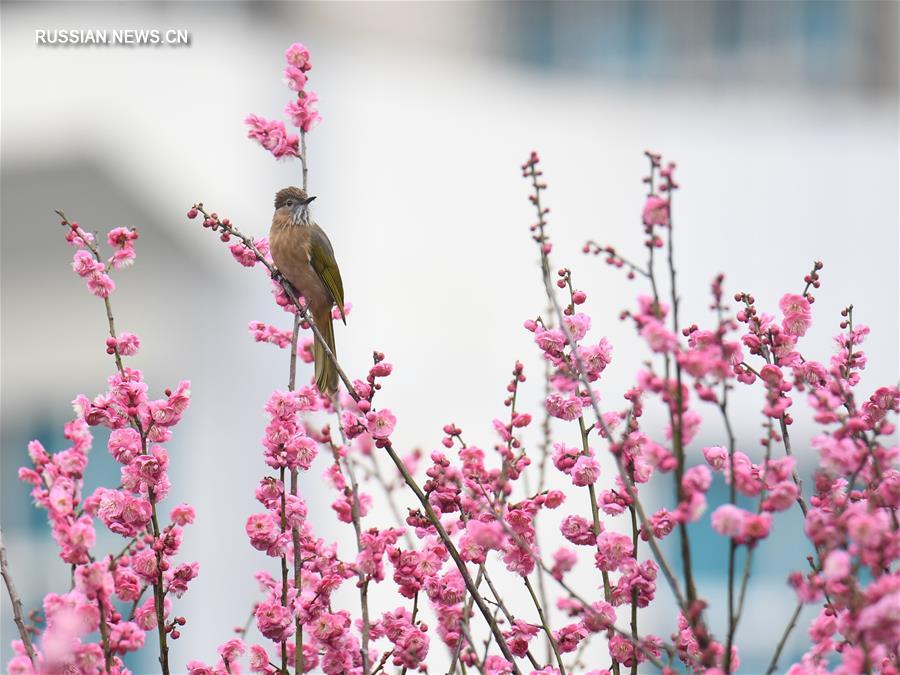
(286, 200, 293, 207)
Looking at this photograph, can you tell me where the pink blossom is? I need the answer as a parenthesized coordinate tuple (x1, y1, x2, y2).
(682, 465, 712, 495)
(248, 321, 294, 349)
(245, 114, 300, 159)
(109, 621, 146, 654)
(246, 513, 282, 555)
(110, 246, 136, 269)
(167, 561, 199, 598)
(642, 194, 670, 226)
(502, 619, 539, 657)
(255, 600, 293, 642)
(551, 547, 578, 581)
(107, 226, 138, 249)
(367, 408, 396, 439)
(107, 427, 141, 464)
(218, 638, 245, 664)
(131, 549, 158, 583)
(647, 508, 677, 540)
(544, 489, 565, 508)
(711, 504, 746, 539)
(230, 238, 268, 267)
(93, 487, 151, 537)
(170, 503, 196, 526)
(761, 481, 799, 512)
(570, 455, 601, 486)
(114, 568, 140, 602)
(72, 250, 103, 277)
(595, 531, 633, 571)
(703, 445, 728, 471)
(554, 623, 588, 654)
(563, 313, 591, 342)
(822, 550, 852, 582)
(113, 332, 141, 356)
(583, 601, 616, 632)
(74, 560, 114, 599)
(534, 326, 566, 355)
(484, 656, 515, 675)
(285, 42, 312, 71)
(86, 272, 115, 298)
(248, 644, 270, 672)
(545, 393, 585, 421)
(641, 318, 677, 353)
(578, 339, 613, 380)
(742, 513, 772, 544)
(285, 92, 321, 133)
(284, 65, 308, 91)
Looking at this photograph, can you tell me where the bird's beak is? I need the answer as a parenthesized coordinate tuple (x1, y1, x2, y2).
(304, 196, 317, 204)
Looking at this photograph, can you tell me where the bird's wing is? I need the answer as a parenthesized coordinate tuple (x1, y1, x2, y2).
(309, 224, 346, 324)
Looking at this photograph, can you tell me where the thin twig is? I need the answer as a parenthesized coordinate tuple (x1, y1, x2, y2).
(524, 575, 566, 674)
(765, 601, 803, 675)
(57, 210, 172, 674)
(0, 530, 37, 665)
(288, 311, 304, 675)
(523, 167, 688, 614)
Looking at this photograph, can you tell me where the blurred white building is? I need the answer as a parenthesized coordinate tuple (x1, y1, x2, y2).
(2, 2, 897, 672)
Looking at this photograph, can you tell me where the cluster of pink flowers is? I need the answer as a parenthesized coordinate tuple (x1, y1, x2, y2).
(283, 44, 321, 133)
(9, 218, 197, 674)
(10, 42, 897, 675)
(68, 225, 139, 298)
(245, 42, 321, 161)
(175, 145, 899, 675)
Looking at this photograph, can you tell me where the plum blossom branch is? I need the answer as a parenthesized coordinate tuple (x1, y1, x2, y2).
(522, 152, 689, 615)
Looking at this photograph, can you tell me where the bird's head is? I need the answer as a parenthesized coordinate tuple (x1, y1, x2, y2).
(274, 186, 316, 225)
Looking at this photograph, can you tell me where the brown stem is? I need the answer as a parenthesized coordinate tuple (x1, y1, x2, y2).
(300, 131, 308, 193)
(664, 202, 698, 608)
(288, 312, 304, 674)
(97, 593, 115, 671)
(0, 530, 37, 665)
(237, 603, 257, 640)
(480, 566, 540, 670)
(524, 575, 566, 674)
(344, 453, 371, 674)
(399, 592, 419, 675)
(629, 501, 639, 675)
(765, 601, 803, 675)
(447, 566, 482, 675)
(718, 379, 739, 674)
(291, 466, 303, 675)
(279, 466, 289, 674)
(330, 393, 372, 675)
(579, 418, 619, 675)
(148, 497, 170, 675)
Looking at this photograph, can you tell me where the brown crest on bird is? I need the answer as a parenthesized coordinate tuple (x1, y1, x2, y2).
(269, 186, 346, 395)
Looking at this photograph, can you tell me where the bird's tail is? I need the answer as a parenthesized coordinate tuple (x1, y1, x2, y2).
(314, 309, 338, 396)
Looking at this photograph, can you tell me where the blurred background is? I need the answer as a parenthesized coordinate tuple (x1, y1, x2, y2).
(2, 1, 897, 672)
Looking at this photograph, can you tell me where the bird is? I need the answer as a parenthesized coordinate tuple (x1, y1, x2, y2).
(269, 186, 345, 395)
